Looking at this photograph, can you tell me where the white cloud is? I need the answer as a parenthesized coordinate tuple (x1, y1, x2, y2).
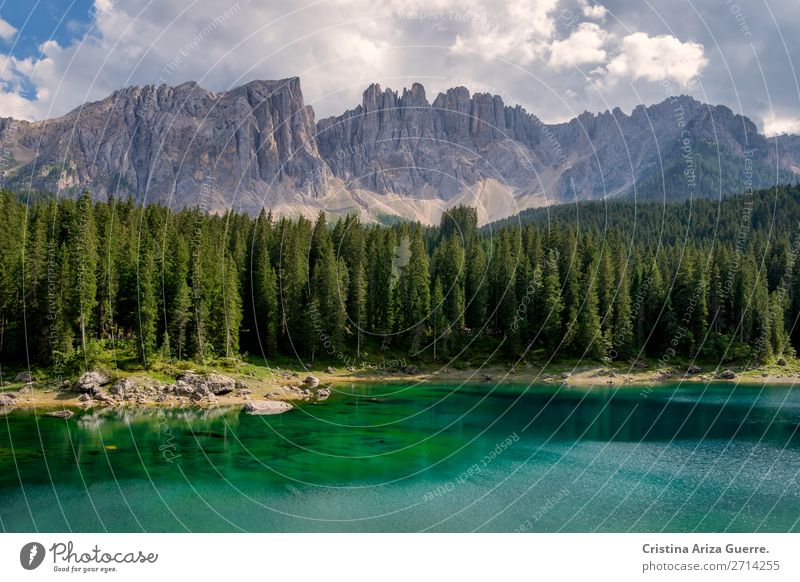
(762, 114, 800, 137)
(548, 22, 608, 69)
(0, 0, 754, 131)
(448, 0, 561, 64)
(580, 1, 607, 20)
(0, 17, 17, 41)
(605, 32, 708, 86)
(0, 0, 411, 120)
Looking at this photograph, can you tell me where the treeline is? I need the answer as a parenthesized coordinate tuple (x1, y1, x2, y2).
(1, 185, 800, 371)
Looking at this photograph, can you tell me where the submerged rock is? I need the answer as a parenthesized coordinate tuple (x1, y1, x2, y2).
(243, 400, 293, 415)
(45, 410, 74, 419)
(303, 375, 320, 388)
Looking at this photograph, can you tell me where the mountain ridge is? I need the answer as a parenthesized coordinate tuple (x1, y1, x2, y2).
(1, 76, 797, 224)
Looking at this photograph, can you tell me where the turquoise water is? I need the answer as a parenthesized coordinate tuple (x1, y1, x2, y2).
(0, 382, 798, 532)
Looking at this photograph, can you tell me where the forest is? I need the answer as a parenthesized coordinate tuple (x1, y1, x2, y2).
(1, 185, 800, 374)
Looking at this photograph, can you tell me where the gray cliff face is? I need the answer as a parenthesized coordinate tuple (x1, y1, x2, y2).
(1, 77, 329, 212)
(316, 83, 558, 200)
(320, 88, 798, 208)
(0, 78, 797, 223)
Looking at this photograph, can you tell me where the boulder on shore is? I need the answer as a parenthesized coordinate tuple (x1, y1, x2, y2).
(172, 381, 195, 396)
(14, 371, 32, 383)
(403, 365, 418, 375)
(0, 394, 16, 407)
(74, 371, 111, 394)
(243, 400, 293, 415)
(178, 371, 235, 395)
(94, 391, 113, 403)
(686, 365, 702, 375)
(303, 375, 320, 388)
(109, 378, 136, 397)
(719, 369, 737, 380)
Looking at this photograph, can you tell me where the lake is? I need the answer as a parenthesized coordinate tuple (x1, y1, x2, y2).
(1, 381, 798, 532)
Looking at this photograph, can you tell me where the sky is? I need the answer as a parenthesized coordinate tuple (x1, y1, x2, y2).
(0, 0, 798, 135)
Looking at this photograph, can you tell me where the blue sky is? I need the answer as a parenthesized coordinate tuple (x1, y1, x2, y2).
(0, 1, 93, 57)
(0, 0, 96, 100)
(0, 0, 798, 135)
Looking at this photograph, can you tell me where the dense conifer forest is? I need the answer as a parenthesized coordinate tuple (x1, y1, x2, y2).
(2, 185, 800, 373)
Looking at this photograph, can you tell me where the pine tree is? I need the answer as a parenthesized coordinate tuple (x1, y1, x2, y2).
(188, 214, 210, 360)
(464, 237, 488, 331)
(23, 202, 51, 360)
(431, 277, 446, 359)
(611, 250, 633, 359)
(93, 200, 117, 342)
(536, 248, 564, 352)
(221, 255, 243, 357)
(341, 216, 367, 359)
(0, 190, 24, 361)
(73, 192, 98, 359)
(397, 226, 430, 350)
(137, 239, 158, 366)
(309, 213, 347, 359)
(249, 212, 278, 358)
(366, 228, 395, 337)
(490, 229, 519, 351)
(165, 233, 191, 360)
(572, 247, 605, 359)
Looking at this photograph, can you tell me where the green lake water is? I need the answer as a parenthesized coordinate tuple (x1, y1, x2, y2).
(0, 381, 798, 532)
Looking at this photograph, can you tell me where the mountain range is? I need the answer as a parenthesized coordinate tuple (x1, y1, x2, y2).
(1, 76, 798, 224)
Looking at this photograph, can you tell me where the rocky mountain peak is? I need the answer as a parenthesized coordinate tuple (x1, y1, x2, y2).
(0, 77, 797, 224)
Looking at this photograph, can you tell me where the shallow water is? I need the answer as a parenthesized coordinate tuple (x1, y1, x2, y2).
(0, 381, 798, 532)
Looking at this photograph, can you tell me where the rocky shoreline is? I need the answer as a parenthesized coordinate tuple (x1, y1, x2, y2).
(1, 360, 797, 417)
(0, 369, 332, 416)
